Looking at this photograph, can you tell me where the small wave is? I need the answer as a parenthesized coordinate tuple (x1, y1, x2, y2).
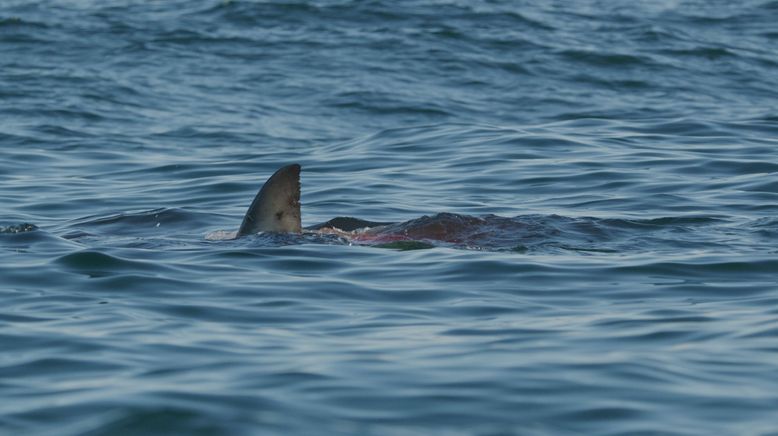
(657, 47, 736, 60)
(557, 49, 654, 68)
(0, 223, 38, 234)
(205, 230, 238, 241)
(610, 258, 778, 279)
(604, 216, 726, 227)
(68, 208, 217, 237)
(0, 16, 48, 29)
(55, 250, 170, 278)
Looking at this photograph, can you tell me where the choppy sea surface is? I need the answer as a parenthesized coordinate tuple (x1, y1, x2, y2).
(2, 1, 778, 434)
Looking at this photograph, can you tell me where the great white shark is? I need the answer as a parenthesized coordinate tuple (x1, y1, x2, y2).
(223, 163, 393, 241)
(213, 163, 598, 252)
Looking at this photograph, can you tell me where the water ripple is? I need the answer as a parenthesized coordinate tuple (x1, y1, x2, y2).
(2, 0, 778, 435)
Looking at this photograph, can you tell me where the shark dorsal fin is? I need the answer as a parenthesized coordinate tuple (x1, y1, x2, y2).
(237, 163, 301, 236)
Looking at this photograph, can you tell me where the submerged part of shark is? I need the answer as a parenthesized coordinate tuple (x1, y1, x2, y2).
(204, 163, 389, 241)
(207, 163, 605, 252)
(214, 163, 525, 248)
(211, 163, 523, 249)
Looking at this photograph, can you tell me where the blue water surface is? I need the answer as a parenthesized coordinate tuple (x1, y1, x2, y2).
(2, 1, 778, 435)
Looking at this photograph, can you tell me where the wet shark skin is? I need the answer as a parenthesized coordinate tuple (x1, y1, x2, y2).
(237, 163, 301, 236)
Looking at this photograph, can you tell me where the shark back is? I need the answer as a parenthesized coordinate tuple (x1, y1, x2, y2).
(237, 163, 302, 236)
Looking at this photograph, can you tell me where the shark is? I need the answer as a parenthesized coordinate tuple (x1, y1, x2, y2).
(217, 163, 395, 243)
(211, 163, 608, 252)
(213, 163, 535, 251)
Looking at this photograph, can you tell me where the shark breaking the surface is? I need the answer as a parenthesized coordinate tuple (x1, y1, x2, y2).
(222, 163, 513, 247)
(237, 163, 303, 236)
(205, 163, 638, 253)
(206, 163, 560, 251)
(207, 163, 401, 243)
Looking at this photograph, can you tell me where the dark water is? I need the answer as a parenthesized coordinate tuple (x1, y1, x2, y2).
(2, 1, 778, 434)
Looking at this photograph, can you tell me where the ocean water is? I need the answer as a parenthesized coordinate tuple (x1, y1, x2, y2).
(2, 0, 778, 434)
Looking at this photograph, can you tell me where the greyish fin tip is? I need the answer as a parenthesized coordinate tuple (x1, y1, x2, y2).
(237, 163, 301, 236)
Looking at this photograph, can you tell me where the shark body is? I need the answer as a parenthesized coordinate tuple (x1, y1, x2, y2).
(232, 163, 391, 239)
(220, 164, 536, 251)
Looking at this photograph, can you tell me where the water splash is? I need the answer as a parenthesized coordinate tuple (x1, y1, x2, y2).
(0, 223, 38, 234)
